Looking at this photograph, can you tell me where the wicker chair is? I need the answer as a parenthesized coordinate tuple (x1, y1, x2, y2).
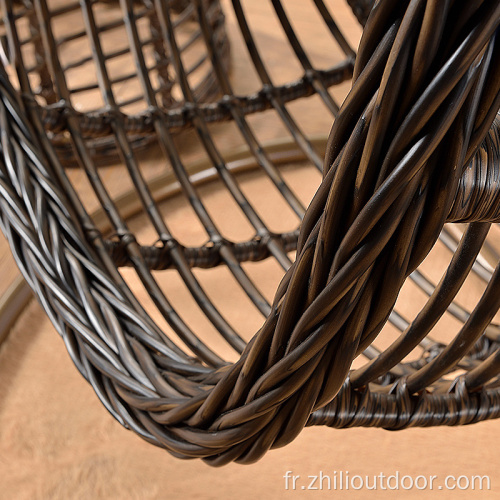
(0, 0, 499, 466)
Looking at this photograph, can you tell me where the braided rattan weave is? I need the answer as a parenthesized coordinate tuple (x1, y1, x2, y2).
(0, 0, 499, 465)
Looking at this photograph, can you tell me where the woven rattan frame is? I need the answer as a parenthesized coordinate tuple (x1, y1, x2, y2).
(1, 0, 231, 162)
(0, 0, 499, 465)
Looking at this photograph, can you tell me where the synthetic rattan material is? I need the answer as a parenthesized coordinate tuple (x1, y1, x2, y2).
(0, 0, 499, 465)
(2, 0, 230, 162)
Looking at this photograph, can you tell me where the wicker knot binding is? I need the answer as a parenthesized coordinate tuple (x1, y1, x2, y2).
(0, 0, 499, 465)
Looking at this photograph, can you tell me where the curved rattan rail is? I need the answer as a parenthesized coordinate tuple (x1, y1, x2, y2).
(1, 0, 230, 162)
(0, 0, 499, 465)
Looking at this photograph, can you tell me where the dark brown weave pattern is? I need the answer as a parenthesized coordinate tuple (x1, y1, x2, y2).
(1, 0, 230, 162)
(0, 0, 499, 465)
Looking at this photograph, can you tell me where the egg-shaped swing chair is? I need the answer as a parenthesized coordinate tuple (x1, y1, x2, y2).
(0, 0, 499, 466)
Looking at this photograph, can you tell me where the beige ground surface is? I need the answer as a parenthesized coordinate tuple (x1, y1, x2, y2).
(0, 1, 499, 499)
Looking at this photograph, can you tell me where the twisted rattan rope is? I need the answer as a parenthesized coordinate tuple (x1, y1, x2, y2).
(0, 0, 499, 466)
